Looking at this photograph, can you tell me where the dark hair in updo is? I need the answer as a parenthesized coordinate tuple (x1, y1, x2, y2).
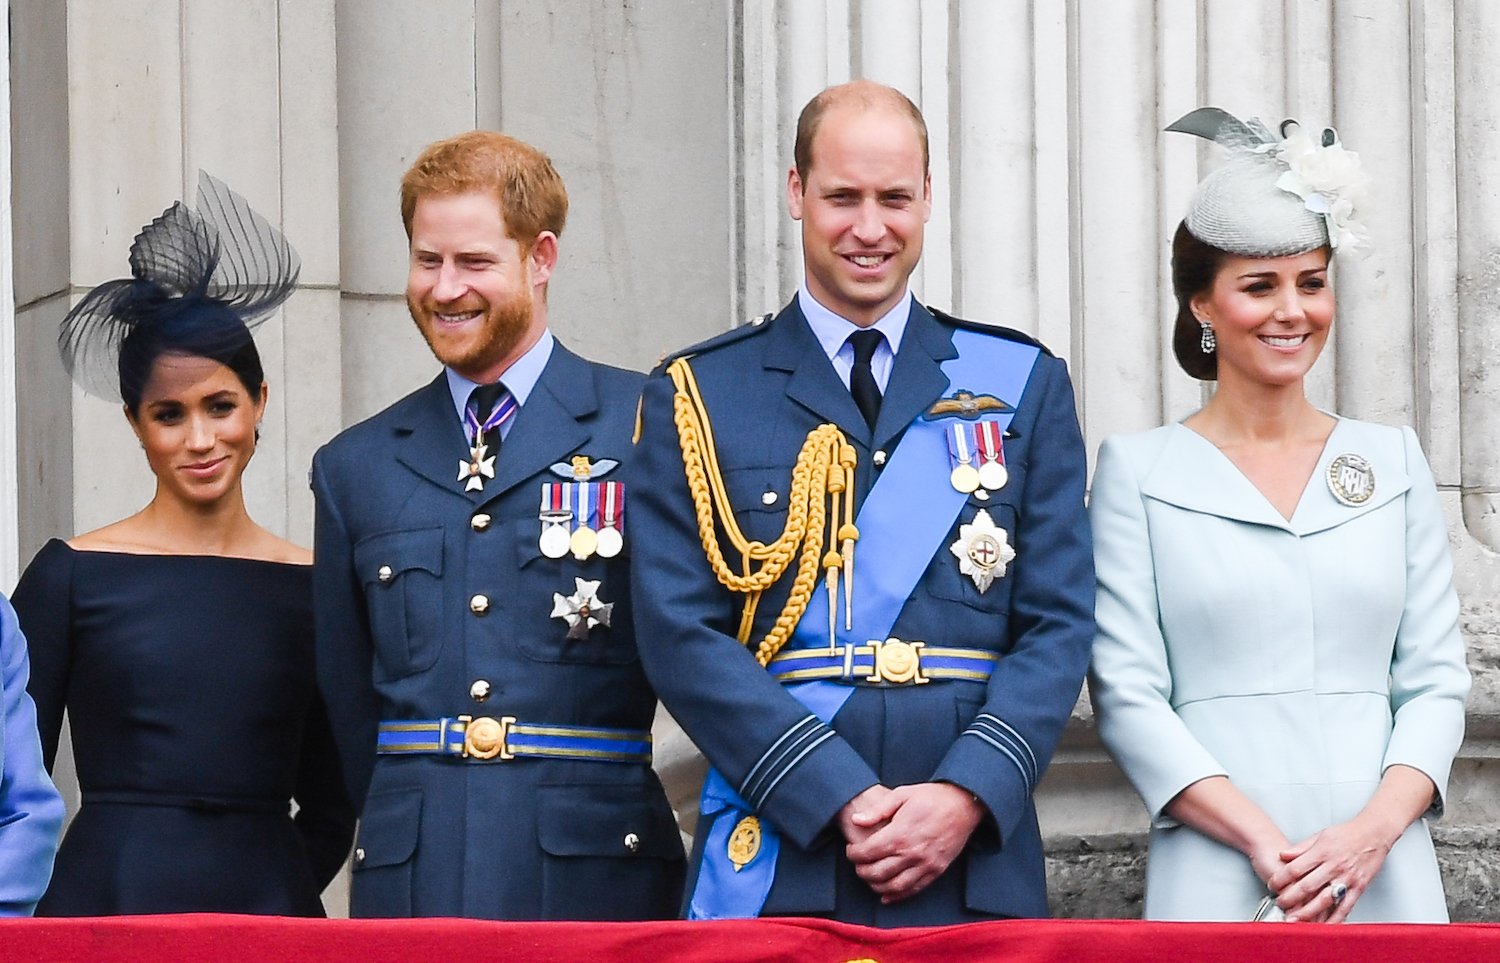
(118, 301, 264, 416)
(1170, 221, 1230, 382)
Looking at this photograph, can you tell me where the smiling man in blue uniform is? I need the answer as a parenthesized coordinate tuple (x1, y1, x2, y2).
(630, 81, 1095, 926)
(312, 131, 683, 919)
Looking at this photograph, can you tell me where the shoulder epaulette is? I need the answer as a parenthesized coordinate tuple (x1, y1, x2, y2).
(650, 312, 776, 375)
(926, 306, 1056, 358)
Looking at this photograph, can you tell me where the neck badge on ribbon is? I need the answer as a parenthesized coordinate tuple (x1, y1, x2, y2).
(458, 393, 518, 491)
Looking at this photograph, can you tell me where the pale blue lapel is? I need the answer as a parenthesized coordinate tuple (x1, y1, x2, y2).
(1141, 420, 1410, 535)
(1289, 419, 1410, 536)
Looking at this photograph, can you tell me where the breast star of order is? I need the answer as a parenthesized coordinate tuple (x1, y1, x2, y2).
(949, 508, 1016, 593)
(550, 577, 614, 640)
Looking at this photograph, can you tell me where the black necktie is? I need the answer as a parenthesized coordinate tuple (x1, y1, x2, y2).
(847, 330, 883, 429)
(470, 382, 509, 453)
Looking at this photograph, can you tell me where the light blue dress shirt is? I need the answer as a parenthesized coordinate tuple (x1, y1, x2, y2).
(797, 285, 911, 393)
(443, 328, 555, 438)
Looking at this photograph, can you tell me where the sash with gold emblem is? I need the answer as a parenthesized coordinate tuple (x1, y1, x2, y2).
(687, 328, 1042, 920)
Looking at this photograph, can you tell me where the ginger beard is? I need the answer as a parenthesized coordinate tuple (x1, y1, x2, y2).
(406, 266, 535, 379)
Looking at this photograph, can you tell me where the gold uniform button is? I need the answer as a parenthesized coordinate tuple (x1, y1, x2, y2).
(471, 513, 491, 532)
(624, 832, 641, 853)
(872, 450, 888, 467)
(470, 679, 492, 702)
(354, 847, 366, 864)
(761, 491, 778, 506)
(469, 594, 490, 615)
(376, 564, 394, 583)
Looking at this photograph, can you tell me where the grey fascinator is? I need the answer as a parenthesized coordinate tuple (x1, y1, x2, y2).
(59, 171, 301, 402)
(1168, 107, 1371, 258)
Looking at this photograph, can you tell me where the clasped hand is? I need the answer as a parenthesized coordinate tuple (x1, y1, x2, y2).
(837, 783, 984, 904)
(1264, 820, 1394, 923)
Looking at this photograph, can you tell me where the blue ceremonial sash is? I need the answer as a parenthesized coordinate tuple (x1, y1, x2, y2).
(688, 328, 1042, 920)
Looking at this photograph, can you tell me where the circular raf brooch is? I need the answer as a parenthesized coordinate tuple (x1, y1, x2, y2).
(1327, 452, 1375, 507)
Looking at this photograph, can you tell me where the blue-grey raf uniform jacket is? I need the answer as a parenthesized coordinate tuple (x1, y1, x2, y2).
(630, 300, 1095, 926)
(0, 592, 63, 916)
(312, 341, 684, 919)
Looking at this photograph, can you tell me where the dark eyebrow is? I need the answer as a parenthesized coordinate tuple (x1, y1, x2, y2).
(1236, 272, 1277, 281)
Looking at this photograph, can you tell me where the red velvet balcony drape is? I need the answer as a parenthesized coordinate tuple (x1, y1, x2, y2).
(3, 915, 1497, 962)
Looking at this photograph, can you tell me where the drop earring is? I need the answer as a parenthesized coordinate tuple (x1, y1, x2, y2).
(1199, 322, 1216, 354)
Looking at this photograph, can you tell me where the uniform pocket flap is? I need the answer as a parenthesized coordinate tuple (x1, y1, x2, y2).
(353, 527, 445, 585)
(354, 787, 422, 870)
(536, 784, 682, 860)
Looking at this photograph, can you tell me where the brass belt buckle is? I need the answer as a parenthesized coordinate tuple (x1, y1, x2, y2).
(459, 714, 516, 760)
(866, 637, 928, 685)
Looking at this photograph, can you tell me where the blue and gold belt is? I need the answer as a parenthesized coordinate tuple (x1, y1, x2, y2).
(767, 639, 998, 686)
(377, 715, 651, 764)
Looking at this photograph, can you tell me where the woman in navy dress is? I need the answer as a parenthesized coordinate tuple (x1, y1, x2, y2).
(11, 173, 355, 915)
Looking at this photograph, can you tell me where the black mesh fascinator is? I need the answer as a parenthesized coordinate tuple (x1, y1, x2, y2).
(60, 171, 301, 404)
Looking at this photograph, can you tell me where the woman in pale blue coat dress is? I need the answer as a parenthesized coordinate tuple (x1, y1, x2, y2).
(1089, 109, 1470, 923)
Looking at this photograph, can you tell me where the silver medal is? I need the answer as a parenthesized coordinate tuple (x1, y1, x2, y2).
(1326, 453, 1375, 507)
(539, 510, 572, 559)
(596, 526, 624, 558)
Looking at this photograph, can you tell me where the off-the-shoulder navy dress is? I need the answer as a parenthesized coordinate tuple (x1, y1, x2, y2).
(12, 539, 355, 916)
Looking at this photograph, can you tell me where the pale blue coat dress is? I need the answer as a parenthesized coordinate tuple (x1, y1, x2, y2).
(1088, 418, 1469, 922)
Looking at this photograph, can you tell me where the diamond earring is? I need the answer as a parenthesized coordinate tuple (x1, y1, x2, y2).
(1200, 323, 1216, 354)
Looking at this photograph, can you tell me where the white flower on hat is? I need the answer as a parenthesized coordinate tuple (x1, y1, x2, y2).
(1268, 123, 1372, 255)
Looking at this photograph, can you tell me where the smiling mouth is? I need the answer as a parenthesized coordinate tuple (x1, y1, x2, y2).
(182, 457, 227, 473)
(844, 253, 891, 269)
(1261, 333, 1310, 348)
(435, 309, 483, 325)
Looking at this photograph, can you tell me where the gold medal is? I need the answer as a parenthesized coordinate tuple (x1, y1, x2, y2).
(950, 463, 981, 494)
(727, 815, 762, 872)
(570, 525, 598, 560)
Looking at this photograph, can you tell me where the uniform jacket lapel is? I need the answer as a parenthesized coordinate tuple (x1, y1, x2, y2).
(764, 300, 870, 441)
(390, 344, 598, 506)
(480, 341, 595, 504)
(873, 302, 956, 451)
(393, 374, 473, 497)
(764, 299, 956, 449)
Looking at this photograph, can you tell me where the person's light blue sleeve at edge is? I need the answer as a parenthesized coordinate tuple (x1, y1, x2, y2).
(0, 592, 64, 916)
